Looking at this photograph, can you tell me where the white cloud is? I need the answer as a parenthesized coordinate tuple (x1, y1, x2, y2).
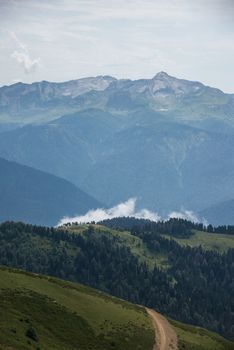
(57, 198, 161, 226)
(11, 51, 40, 74)
(57, 199, 209, 227)
(10, 30, 27, 51)
(9, 31, 40, 74)
(167, 210, 208, 225)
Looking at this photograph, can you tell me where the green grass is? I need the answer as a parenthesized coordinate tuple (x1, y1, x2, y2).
(0, 266, 233, 350)
(170, 319, 234, 350)
(0, 266, 154, 350)
(67, 224, 169, 269)
(164, 230, 234, 252)
(68, 224, 234, 266)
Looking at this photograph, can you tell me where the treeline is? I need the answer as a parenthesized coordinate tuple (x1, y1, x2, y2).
(99, 217, 202, 237)
(0, 221, 233, 340)
(99, 217, 234, 236)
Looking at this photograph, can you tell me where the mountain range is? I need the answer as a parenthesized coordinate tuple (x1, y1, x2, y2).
(0, 72, 234, 225)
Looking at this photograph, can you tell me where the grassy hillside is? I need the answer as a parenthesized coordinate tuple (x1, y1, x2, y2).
(0, 267, 233, 350)
(67, 223, 234, 265)
(0, 221, 233, 341)
(67, 223, 169, 269)
(172, 320, 234, 350)
(0, 267, 154, 350)
(164, 230, 234, 252)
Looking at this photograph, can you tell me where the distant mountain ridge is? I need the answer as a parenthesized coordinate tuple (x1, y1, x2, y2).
(0, 75, 116, 123)
(1, 72, 233, 127)
(0, 72, 234, 225)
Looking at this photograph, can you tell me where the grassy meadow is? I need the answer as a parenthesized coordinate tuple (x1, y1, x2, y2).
(171, 319, 234, 350)
(0, 267, 154, 350)
(164, 230, 234, 252)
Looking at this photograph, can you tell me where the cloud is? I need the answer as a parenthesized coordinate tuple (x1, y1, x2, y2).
(57, 197, 209, 227)
(10, 30, 27, 51)
(11, 51, 40, 73)
(10, 31, 40, 74)
(167, 210, 208, 225)
(57, 198, 161, 226)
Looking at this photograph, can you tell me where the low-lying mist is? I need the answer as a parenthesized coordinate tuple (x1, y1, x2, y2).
(57, 198, 207, 226)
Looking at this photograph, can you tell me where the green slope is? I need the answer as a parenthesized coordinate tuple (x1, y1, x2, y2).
(84, 223, 234, 257)
(0, 221, 233, 344)
(66, 223, 234, 265)
(0, 267, 233, 350)
(0, 267, 154, 350)
(67, 223, 169, 269)
(172, 320, 234, 350)
(164, 230, 234, 252)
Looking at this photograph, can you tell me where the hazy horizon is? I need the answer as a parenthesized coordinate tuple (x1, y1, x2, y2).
(0, 0, 234, 92)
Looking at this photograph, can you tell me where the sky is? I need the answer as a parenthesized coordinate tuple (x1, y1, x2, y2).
(0, 0, 234, 92)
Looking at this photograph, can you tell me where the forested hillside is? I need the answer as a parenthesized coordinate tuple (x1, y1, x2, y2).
(0, 220, 233, 341)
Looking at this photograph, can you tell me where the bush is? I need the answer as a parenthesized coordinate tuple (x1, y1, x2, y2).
(26, 326, 39, 342)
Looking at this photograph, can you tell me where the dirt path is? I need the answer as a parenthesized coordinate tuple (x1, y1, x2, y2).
(146, 308, 178, 350)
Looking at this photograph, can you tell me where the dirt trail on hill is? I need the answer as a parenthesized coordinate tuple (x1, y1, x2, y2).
(146, 308, 178, 350)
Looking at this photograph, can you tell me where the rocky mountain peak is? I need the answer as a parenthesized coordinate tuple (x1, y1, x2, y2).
(153, 71, 171, 80)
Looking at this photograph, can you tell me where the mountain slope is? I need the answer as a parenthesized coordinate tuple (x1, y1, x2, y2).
(0, 267, 154, 350)
(0, 109, 122, 185)
(164, 230, 234, 252)
(0, 221, 233, 341)
(81, 120, 234, 213)
(0, 75, 116, 124)
(0, 230, 233, 350)
(0, 157, 101, 226)
(1, 267, 232, 350)
(1, 109, 234, 217)
(171, 319, 234, 350)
